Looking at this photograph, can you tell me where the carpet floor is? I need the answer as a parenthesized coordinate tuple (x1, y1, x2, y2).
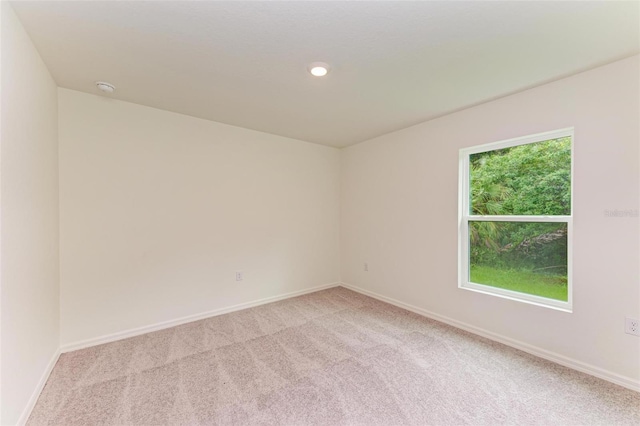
(28, 287, 640, 425)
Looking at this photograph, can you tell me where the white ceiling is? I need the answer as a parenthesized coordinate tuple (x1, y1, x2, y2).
(11, 1, 640, 148)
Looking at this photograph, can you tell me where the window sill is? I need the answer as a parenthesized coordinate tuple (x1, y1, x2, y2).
(459, 281, 573, 313)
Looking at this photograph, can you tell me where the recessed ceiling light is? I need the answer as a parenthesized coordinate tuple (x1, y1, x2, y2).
(308, 62, 330, 77)
(96, 81, 116, 93)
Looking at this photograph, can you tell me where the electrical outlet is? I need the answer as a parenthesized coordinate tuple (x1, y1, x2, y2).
(364, 262, 369, 272)
(625, 317, 640, 336)
(235, 271, 243, 281)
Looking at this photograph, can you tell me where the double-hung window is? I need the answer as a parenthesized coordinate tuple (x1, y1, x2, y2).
(458, 128, 573, 311)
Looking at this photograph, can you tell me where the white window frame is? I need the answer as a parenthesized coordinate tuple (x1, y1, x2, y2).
(458, 128, 574, 312)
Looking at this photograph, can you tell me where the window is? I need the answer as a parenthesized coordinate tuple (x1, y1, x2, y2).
(458, 128, 573, 311)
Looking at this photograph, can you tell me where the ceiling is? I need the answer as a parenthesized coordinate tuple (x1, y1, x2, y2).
(11, 1, 640, 148)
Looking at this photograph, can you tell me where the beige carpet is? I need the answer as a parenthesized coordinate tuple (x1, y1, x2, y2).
(28, 287, 640, 425)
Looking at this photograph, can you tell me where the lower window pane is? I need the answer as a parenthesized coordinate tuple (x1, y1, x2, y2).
(469, 221, 568, 301)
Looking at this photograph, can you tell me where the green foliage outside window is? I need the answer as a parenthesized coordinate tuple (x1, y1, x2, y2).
(468, 137, 571, 301)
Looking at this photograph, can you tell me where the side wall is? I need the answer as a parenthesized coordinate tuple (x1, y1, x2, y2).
(0, 3, 60, 424)
(341, 56, 640, 386)
(58, 89, 341, 347)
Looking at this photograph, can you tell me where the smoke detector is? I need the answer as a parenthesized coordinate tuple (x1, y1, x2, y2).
(96, 81, 116, 93)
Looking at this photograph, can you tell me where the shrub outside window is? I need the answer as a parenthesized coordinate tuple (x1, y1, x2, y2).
(458, 128, 573, 311)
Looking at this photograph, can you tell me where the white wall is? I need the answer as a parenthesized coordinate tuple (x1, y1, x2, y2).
(0, 3, 60, 424)
(341, 56, 640, 386)
(59, 89, 340, 347)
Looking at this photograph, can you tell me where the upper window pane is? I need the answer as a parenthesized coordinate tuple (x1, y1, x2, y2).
(469, 137, 571, 216)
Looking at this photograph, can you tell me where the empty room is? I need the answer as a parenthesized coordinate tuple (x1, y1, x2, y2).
(1, 1, 639, 425)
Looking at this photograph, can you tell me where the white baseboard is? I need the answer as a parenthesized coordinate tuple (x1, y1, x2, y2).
(340, 282, 640, 393)
(61, 282, 341, 353)
(17, 349, 61, 425)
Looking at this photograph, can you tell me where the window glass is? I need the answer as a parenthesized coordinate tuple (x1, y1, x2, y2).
(459, 129, 573, 311)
